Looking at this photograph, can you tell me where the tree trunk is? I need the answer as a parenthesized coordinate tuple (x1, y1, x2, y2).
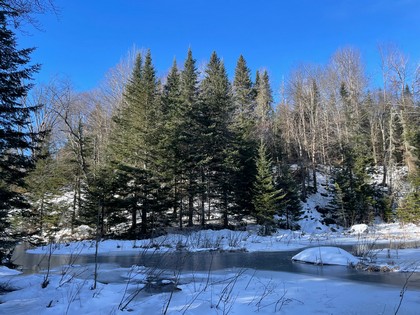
(179, 197, 183, 230)
(100, 203, 105, 237)
(223, 191, 228, 228)
(72, 178, 78, 234)
(141, 207, 147, 235)
(131, 206, 137, 233)
(40, 196, 44, 235)
(172, 178, 178, 220)
(188, 195, 193, 227)
(201, 171, 205, 227)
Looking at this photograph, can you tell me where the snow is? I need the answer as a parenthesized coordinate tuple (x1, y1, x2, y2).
(0, 266, 22, 276)
(349, 223, 369, 234)
(1, 243, 420, 314)
(53, 225, 95, 242)
(292, 246, 359, 266)
(297, 171, 342, 234)
(1, 225, 420, 314)
(2, 170, 420, 314)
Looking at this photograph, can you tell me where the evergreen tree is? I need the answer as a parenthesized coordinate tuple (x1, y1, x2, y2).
(25, 137, 68, 234)
(82, 165, 119, 236)
(233, 55, 255, 127)
(330, 147, 376, 227)
(108, 50, 165, 236)
(255, 70, 274, 147)
(232, 55, 257, 217)
(199, 52, 238, 227)
(160, 59, 182, 221)
(0, 9, 40, 233)
(162, 59, 181, 117)
(252, 142, 283, 235)
(178, 49, 201, 228)
(398, 108, 420, 224)
(275, 165, 302, 230)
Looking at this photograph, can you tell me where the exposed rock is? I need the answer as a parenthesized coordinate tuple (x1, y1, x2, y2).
(144, 278, 181, 294)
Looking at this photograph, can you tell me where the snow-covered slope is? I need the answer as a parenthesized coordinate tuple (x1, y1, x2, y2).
(298, 171, 342, 234)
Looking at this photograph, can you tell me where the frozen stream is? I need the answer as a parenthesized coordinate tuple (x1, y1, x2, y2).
(11, 243, 420, 290)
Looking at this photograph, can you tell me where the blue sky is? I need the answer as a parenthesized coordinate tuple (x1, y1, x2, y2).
(17, 0, 420, 94)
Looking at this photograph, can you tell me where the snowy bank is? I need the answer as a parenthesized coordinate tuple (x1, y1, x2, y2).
(292, 246, 359, 266)
(0, 266, 21, 276)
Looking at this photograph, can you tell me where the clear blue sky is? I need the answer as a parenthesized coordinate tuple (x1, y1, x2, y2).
(17, 0, 420, 94)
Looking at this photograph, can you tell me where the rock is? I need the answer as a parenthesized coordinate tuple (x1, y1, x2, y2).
(144, 278, 181, 294)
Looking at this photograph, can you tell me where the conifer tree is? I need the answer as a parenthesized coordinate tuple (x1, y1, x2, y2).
(162, 60, 181, 117)
(398, 108, 420, 224)
(25, 137, 67, 234)
(178, 49, 200, 228)
(160, 59, 182, 221)
(255, 70, 274, 147)
(233, 55, 255, 127)
(274, 165, 302, 230)
(252, 142, 283, 235)
(232, 55, 257, 216)
(0, 9, 40, 233)
(108, 50, 164, 236)
(199, 52, 238, 227)
(330, 147, 376, 227)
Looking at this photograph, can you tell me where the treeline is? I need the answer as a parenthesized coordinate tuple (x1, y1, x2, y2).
(23, 49, 303, 237)
(3, 28, 420, 237)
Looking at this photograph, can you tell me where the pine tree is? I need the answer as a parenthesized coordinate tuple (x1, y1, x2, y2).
(0, 10, 40, 233)
(398, 109, 420, 224)
(232, 55, 257, 217)
(25, 137, 68, 234)
(160, 59, 182, 222)
(178, 48, 201, 228)
(233, 55, 255, 128)
(252, 142, 283, 235)
(330, 147, 376, 227)
(255, 70, 274, 147)
(108, 50, 165, 236)
(275, 165, 302, 230)
(82, 165, 117, 236)
(398, 173, 420, 224)
(199, 51, 238, 227)
(162, 59, 181, 117)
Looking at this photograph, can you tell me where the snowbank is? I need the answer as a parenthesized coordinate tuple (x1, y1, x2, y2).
(348, 224, 369, 234)
(0, 266, 22, 276)
(292, 246, 359, 266)
(0, 266, 418, 314)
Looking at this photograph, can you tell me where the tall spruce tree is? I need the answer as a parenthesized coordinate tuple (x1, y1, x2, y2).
(232, 55, 257, 217)
(108, 50, 164, 236)
(330, 146, 377, 227)
(178, 49, 201, 227)
(25, 137, 67, 234)
(397, 103, 420, 224)
(233, 55, 255, 127)
(160, 59, 182, 221)
(255, 70, 274, 147)
(274, 165, 302, 230)
(0, 9, 40, 233)
(199, 52, 238, 227)
(252, 142, 283, 235)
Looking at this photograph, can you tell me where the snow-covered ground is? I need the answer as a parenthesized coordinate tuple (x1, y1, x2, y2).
(1, 262, 419, 315)
(1, 225, 420, 315)
(1, 170, 419, 314)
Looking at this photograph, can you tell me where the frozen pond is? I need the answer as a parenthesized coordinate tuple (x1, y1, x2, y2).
(11, 243, 420, 290)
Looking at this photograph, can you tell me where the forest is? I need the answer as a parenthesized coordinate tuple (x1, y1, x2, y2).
(1, 5, 420, 242)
